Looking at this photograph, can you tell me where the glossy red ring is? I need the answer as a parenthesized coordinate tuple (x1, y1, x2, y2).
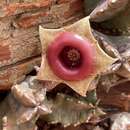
(47, 32, 94, 81)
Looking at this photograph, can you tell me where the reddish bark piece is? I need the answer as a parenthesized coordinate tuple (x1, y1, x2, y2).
(16, 12, 49, 28)
(0, 43, 11, 62)
(0, 0, 51, 18)
(47, 32, 94, 80)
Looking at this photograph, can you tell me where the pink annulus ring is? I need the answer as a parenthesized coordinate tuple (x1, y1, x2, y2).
(47, 32, 95, 81)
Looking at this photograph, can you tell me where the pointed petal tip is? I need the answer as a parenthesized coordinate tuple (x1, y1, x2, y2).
(39, 25, 44, 35)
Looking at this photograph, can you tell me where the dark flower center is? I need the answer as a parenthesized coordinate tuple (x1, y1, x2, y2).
(59, 46, 82, 69)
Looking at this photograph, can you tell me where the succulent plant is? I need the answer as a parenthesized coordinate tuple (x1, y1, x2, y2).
(90, 0, 129, 22)
(0, 76, 104, 130)
(39, 92, 103, 127)
(0, 76, 51, 130)
(90, 0, 130, 78)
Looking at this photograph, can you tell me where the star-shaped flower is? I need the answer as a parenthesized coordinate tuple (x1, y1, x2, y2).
(37, 16, 117, 96)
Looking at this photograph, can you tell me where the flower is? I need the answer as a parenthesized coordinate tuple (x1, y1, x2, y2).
(37, 16, 117, 96)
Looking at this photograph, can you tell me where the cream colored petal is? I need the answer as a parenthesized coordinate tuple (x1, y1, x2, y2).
(39, 26, 62, 54)
(38, 16, 117, 96)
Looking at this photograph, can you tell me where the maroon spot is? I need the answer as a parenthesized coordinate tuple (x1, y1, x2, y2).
(0, 44, 11, 62)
